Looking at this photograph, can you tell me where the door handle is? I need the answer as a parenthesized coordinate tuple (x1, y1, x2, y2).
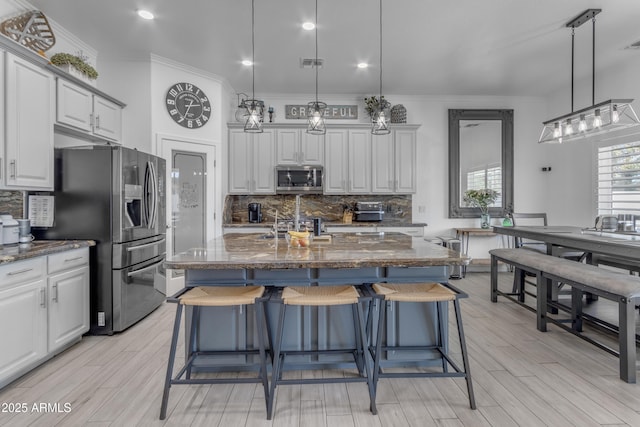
(52, 284, 58, 302)
(10, 160, 16, 179)
(127, 258, 164, 277)
(40, 288, 46, 307)
(126, 237, 166, 251)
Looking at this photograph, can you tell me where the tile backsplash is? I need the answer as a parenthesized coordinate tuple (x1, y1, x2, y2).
(0, 190, 24, 218)
(224, 194, 412, 224)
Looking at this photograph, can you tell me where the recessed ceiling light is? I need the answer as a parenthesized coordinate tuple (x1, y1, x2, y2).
(357, 62, 369, 69)
(302, 22, 315, 31)
(137, 10, 154, 20)
(242, 60, 253, 66)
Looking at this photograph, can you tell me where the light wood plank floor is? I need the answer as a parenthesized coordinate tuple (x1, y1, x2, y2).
(1, 272, 639, 426)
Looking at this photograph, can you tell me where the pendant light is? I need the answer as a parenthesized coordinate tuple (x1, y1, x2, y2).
(539, 9, 640, 143)
(371, 0, 390, 135)
(244, 0, 264, 133)
(306, 0, 327, 135)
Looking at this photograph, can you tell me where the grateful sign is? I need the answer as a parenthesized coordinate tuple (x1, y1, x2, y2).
(285, 105, 358, 120)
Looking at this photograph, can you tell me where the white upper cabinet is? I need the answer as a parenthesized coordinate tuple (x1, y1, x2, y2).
(371, 128, 417, 194)
(4, 53, 54, 190)
(228, 128, 276, 194)
(56, 79, 122, 143)
(276, 128, 324, 165)
(347, 129, 372, 194)
(323, 129, 349, 194)
(394, 128, 417, 193)
(228, 123, 418, 195)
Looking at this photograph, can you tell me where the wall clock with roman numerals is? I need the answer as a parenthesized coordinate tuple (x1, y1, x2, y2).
(165, 82, 212, 129)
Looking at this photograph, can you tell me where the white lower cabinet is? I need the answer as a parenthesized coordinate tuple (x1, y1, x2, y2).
(47, 249, 90, 353)
(0, 258, 47, 388)
(0, 248, 90, 389)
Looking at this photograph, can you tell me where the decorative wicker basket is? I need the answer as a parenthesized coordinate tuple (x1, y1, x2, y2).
(0, 11, 55, 53)
(390, 104, 407, 123)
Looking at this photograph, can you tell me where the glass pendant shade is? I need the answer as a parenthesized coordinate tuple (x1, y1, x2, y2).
(244, 99, 264, 133)
(539, 99, 640, 143)
(372, 108, 391, 135)
(307, 101, 327, 135)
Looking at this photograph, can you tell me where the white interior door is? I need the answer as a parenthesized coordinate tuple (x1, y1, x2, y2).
(158, 135, 218, 295)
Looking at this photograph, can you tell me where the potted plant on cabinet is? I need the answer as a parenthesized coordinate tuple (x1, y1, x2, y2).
(364, 95, 391, 121)
(50, 52, 98, 84)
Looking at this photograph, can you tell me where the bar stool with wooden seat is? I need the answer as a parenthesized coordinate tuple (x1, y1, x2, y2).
(267, 285, 376, 419)
(368, 282, 476, 410)
(160, 286, 271, 420)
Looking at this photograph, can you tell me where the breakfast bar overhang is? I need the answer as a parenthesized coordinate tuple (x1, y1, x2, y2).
(164, 232, 470, 368)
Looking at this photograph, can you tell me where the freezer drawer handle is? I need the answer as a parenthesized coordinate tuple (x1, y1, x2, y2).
(8, 268, 33, 276)
(126, 238, 166, 252)
(127, 259, 164, 277)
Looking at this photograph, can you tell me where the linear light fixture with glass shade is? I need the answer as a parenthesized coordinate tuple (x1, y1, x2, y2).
(539, 9, 640, 144)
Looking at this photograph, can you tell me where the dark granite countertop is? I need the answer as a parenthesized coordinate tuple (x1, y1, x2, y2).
(0, 240, 95, 265)
(223, 221, 427, 228)
(166, 232, 467, 270)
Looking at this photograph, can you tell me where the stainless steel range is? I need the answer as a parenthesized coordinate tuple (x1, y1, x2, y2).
(32, 146, 166, 334)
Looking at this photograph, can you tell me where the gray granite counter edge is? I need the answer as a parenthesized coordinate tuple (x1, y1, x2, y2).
(0, 240, 96, 265)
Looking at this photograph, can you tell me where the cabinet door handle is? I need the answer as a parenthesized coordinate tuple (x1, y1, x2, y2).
(10, 160, 16, 179)
(52, 284, 58, 302)
(64, 256, 85, 262)
(90, 113, 95, 128)
(40, 288, 46, 307)
(95, 115, 101, 130)
(8, 267, 33, 276)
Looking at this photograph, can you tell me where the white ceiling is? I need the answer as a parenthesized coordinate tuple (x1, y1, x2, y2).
(27, 0, 640, 97)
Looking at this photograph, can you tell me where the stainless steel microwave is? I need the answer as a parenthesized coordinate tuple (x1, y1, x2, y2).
(276, 166, 323, 194)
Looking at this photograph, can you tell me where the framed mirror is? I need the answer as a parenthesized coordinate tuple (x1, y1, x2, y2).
(448, 109, 514, 218)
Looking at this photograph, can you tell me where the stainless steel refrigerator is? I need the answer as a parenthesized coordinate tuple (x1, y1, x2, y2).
(32, 145, 166, 334)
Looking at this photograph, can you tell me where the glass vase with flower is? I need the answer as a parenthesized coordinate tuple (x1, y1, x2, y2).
(463, 189, 499, 229)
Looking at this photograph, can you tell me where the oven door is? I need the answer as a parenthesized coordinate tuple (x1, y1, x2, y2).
(112, 253, 166, 332)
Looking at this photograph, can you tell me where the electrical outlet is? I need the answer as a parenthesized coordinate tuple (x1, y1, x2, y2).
(541, 166, 552, 172)
(418, 205, 426, 213)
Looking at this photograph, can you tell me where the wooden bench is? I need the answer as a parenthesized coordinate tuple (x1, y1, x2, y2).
(490, 248, 640, 383)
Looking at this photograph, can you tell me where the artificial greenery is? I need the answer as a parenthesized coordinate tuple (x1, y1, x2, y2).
(50, 53, 99, 79)
(364, 95, 391, 117)
(463, 188, 499, 214)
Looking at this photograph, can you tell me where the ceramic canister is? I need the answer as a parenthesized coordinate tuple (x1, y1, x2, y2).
(0, 214, 19, 245)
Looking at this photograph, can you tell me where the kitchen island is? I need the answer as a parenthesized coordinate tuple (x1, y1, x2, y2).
(165, 232, 470, 368)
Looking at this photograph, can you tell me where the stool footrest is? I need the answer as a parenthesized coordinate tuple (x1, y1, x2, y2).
(279, 349, 359, 357)
(276, 377, 368, 385)
(171, 377, 264, 385)
(378, 371, 468, 379)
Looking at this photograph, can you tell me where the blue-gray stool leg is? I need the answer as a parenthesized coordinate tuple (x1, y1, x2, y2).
(254, 297, 271, 415)
(453, 298, 476, 409)
(355, 300, 377, 415)
(160, 303, 183, 420)
(267, 301, 287, 420)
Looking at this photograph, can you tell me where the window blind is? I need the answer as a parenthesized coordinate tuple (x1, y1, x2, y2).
(597, 141, 640, 215)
